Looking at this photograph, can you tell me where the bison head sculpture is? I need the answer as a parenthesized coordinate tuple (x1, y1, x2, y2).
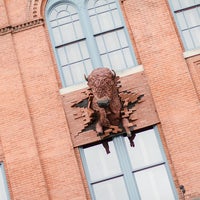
(85, 67, 132, 137)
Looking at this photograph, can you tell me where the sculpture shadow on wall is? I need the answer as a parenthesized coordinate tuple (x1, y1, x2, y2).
(71, 67, 144, 153)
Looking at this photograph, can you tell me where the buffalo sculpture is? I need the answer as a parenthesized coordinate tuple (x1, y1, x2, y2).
(84, 67, 132, 137)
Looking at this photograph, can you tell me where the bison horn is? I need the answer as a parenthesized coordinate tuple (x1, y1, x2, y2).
(84, 74, 88, 81)
(111, 70, 116, 79)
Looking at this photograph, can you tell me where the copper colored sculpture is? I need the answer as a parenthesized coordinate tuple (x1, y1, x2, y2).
(80, 67, 144, 138)
(85, 67, 128, 136)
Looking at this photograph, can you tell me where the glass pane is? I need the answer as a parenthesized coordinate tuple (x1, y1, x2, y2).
(171, 0, 181, 10)
(109, 50, 126, 68)
(70, 62, 86, 84)
(182, 30, 195, 49)
(62, 66, 73, 86)
(57, 47, 68, 66)
(83, 141, 122, 181)
(125, 129, 163, 170)
(112, 9, 122, 28)
(191, 26, 200, 48)
(0, 166, 9, 200)
(49, 9, 58, 21)
(93, 177, 129, 200)
(90, 16, 100, 34)
(135, 165, 176, 200)
(123, 48, 134, 68)
(118, 30, 128, 48)
(60, 23, 76, 43)
(52, 27, 62, 46)
(184, 9, 200, 28)
(65, 43, 82, 63)
(57, 10, 68, 19)
(101, 54, 111, 66)
(74, 21, 84, 39)
(55, 4, 67, 13)
(99, 12, 114, 32)
(176, 12, 187, 30)
(180, 0, 195, 8)
(80, 41, 90, 59)
(84, 59, 94, 75)
(96, 36, 106, 54)
(104, 32, 120, 52)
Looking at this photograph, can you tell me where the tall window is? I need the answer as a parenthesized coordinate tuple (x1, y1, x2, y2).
(168, 0, 200, 50)
(0, 163, 10, 200)
(80, 127, 178, 200)
(45, 0, 138, 87)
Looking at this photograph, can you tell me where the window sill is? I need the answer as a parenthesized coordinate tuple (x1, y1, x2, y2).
(183, 48, 200, 58)
(59, 65, 144, 95)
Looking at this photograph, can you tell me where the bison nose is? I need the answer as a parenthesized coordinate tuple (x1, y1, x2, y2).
(97, 98, 110, 108)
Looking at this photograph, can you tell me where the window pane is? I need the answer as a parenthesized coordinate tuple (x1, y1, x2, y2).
(182, 30, 195, 49)
(0, 165, 9, 200)
(123, 48, 134, 68)
(171, 0, 181, 10)
(65, 43, 82, 63)
(125, 129, 163, 170)
(70, 62, 86, 84)
(99, 12, 114, 32)
(60, 23, 76, 43)
(62, 66, 73, 86)
(83, 141, 122, 181)
(118, 29, 128, 47)
(176, 12, 187, 30)
(96, 36, 106, 54)
(184, 9, 200, 28)
(84, 59, 94, 75)
(191, 27, 200, 48)
(180, 0, 195, 8)
(57, 47, 68, 66)
(88, 0, 122, 34)
(109, 50, 126, 69)
(103, 32, 120, 52)
(112, 9, 122, 27)
(52, 27, 62, 46)
(135, 165, 175, 200)
(93, 177, 129, 200)
(101, 54, 111, 66)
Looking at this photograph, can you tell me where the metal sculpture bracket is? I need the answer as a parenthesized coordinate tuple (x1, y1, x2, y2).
(71, 67, 144, 152)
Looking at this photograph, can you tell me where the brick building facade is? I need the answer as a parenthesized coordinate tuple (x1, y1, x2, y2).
(0, 0, 200, 199)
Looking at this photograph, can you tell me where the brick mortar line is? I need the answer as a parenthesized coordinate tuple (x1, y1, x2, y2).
(0, 18, 44, 36)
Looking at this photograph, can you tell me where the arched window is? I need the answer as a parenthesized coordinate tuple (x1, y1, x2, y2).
(45, 0, 138, 88)
(168, 0, 200, 51)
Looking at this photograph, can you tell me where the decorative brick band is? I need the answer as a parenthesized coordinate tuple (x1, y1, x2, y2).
(0, 18, 44, 36)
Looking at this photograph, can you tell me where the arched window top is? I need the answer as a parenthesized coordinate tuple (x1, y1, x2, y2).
(88, 0, 122, 34)
(46, 0, 138, 88)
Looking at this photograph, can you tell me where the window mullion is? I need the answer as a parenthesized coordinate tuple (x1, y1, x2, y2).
(113, 136, 141, 200)
(79, 148, 96, 200)
(79, 6, 102, 68)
